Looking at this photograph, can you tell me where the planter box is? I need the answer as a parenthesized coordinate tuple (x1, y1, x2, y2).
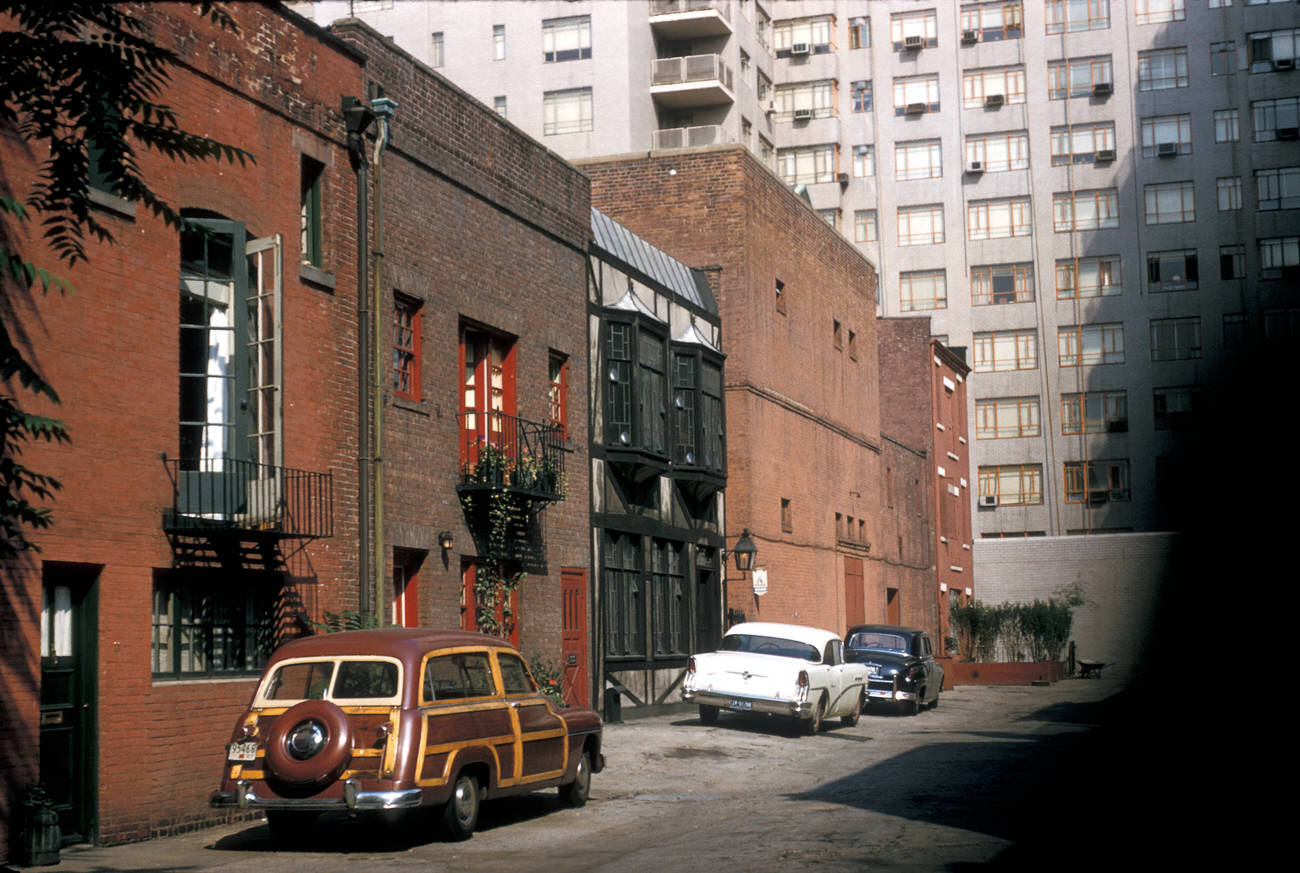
(945, 659, 1064, 688)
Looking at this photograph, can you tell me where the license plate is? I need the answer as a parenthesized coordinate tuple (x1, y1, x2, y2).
(228, 741, 258, 762)
(728, 699, 752, 711)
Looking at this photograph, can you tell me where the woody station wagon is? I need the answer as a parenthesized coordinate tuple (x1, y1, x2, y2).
(211, 628, 603, 841)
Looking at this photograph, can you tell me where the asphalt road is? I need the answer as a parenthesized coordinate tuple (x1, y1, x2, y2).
(13, 676, 1201, 873)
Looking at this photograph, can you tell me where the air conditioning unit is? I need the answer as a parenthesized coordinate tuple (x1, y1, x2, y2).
(984, 93, 1005, 108)
(790, 42, 811, 55)
(793, 108, 814, 121)
(904, 34, 923, 50)
(1277, 127, 1300, 140)
(967, 160, 984, 174)
(1156, 141, 1178, 157)
(905, 101, 927, 115)
(1107, 418, 1129, 433)
(961, 29, 978, 45)
(1092, 81, 1113, 97)
(1095, 148, 1116, 163)
(978, 495, 998, 508)
(1088, 491, 1109, 505)
(1274, 57, 1296, 71)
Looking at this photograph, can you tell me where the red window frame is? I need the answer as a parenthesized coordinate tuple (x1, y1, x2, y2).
(461, 560, 519, 647)
(459, 328, 517, 468)
(548, 352, 569, 439)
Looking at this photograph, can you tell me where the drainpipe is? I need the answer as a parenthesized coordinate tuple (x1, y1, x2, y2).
(343, 96, 375, 615)
(369, 96, 397, 623)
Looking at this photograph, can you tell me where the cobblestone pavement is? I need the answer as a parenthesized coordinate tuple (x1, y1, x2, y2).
(12, 676, 1193, 873)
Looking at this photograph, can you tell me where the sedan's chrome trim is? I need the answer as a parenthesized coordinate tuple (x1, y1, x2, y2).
(683, 689, 814, 717)
(210, 779, 422, 812)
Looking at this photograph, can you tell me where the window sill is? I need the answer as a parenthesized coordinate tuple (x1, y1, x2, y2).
(88, 187, 136, 220)
(392, 396, 430, 416)
(300, 262, 336, 291)
(152, 674, 259, 687)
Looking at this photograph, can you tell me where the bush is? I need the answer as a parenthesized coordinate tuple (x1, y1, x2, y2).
(950, 590, 1080, 663)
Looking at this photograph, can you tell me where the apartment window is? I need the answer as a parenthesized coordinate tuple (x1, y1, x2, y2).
(602, 531, 643, 659)
(431, 31, 444, 67)
(775, 80, 834, 121)
(1061, 391, 1127, 434)
(1217, 177, 1242, 211)
(671, 348, 724, 473)
(893, 74, 940, 115)
(1220, 244, 1245, 280)
(1257, 167, 1300, 210)
(1147, 250, 1198, 292)
(895, 140, 942, 181)
(1138, 48, 1189, 90)
(1135, 0, 1184, 24)
(1252, 97, 1300, 141)
(774, 16, 834, 56)
(740, 50, 750, 75)
(152, 575, 275, 677)
(897, 204, 945, 246)
(1047, 56, 1113, 99)
(849, 16, 870, 49)
(1139, 114, 1191, 157)
(781, 497, 793, 532)
(1058, 323, 1125, 366)
(968, 197, 1031, 240)
(493, 96, 507, 117)
(1149, 317, 1202, 360)
(543, 88, 593, 135)
(1144, 181, 1196, 225)
(603, 319, 666, 454)
(543, 16, 591, 62)
(1064, 460, 1130, 504)
(460, 328, 517, 466)
(976, 396, 1040, 439)
(1249, 28, 1300, 72)
(492, 24, 505, 60)
(1045, 0, 1110, 33)
(756, 4, 770, 49)
(1265, 308, 1300, 342)
(961, 2, 1024, 42)
(851, 80, 872, 112)
(1223, 313, 1248, 351)
(848, 330, 858, 360)
(833, 319, 843, 350)
(899, 269, 947, 311)
(300, 157, 323, 268)
(548, 352, 569, 439)
(978, 464, 1043, 505)
(775, 278, 786, 314)
(971, 263, 1034, 305)
(1210, 0, 1232, 6)
(966, 130, 1029, 172)
(1153, 386, 1198, 431)
(852, 145, 875, 177)
(817, 208, 840, 229)
(890, 9, 938, 50)
(854, 210, 878, 243)
(1055, 189, 1120, 232)
(1056, 256, 1121, 298)
(1215, 109, 1240, 142)
(1211, 42, 1237, 76)
(777, 144, 837, 184)
(393, 294, 421, 402)
(972, 329, 1038, 372)
(962, 65, 1026, 108)
(1050, 122, 1115, 164)
(756, 72, 771, 103)
(1259, 236, 1300, 274)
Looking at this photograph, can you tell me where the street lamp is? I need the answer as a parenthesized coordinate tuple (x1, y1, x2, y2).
(722, 529, 758, 628)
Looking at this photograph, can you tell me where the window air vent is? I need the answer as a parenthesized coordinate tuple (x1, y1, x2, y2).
(967, 160, 984, 174)
(978, 495, 998, 508)
(1276, 127, 1299, 140)
(961, 29, 978, 45)
(1273, 57, 1295, 71)
(790, 42, 810, 55)
(984, 93, 1005, 108)
(793, 108, 814, 121)
(1092, 81, 1113, 97)
(904, 35, 923, 50)
(1095, 148, 1116, 163)
(1156, 142, 1178, 157)
(905, 102, 927, 115)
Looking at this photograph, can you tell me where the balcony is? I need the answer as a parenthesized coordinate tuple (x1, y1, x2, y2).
(457, 412, 565, 503)
(652, 124, 735, 150)
(651, 54, 734, 109)
(163, 456, 332, 567)
(649, 0, 732, 39)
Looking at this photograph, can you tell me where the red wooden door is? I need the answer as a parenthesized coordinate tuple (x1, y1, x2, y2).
(844, 557, 864, 628)
(560, 568, 589, 707)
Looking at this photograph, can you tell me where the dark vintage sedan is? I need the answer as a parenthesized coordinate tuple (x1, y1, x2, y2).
(843, 625, 944, 715)
(211, 628, 603, 842)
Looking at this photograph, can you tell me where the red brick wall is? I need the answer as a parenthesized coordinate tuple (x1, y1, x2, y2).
(579, 148, 887, 635)
(0, 1, 364, 853)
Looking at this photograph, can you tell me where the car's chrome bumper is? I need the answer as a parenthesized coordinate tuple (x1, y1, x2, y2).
(682, 689, 814, 718)
(866, 679, 917, 702)
(210, 779, 422, 812)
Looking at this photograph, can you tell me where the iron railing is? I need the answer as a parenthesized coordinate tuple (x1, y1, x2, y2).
(457, 411, 565, 502)
(164, 455, 333, 540)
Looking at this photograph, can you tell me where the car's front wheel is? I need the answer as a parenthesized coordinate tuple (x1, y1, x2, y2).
(442, 771, 480, 841)
(560, 750, 592, 807)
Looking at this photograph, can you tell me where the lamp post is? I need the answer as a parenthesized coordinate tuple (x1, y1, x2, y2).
(722, 528, 757, 629)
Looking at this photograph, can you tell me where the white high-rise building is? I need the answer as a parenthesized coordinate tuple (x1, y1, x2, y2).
(297, 0, 1298, 544)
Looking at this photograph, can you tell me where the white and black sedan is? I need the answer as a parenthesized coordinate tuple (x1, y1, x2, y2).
(844, 625, 944, 715)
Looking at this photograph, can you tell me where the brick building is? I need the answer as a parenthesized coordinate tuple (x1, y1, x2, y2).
(1, 5, 594, 857)
(579, 146, 927, 647)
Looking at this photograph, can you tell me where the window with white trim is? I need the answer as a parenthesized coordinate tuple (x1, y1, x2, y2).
(543, 16, 591, 62)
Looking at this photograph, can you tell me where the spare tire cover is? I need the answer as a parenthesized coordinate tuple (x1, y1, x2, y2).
(264, 699, 353, 789)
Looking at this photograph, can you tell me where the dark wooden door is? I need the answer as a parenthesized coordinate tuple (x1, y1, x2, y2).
(40, 567, 96, 844)
(560, 568, 589, 707)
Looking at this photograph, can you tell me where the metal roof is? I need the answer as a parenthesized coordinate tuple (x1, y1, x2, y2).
(590, 207, 716, 314)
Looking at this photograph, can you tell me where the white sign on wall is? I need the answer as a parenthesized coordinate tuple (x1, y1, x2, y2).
(752, 568, 768, 596)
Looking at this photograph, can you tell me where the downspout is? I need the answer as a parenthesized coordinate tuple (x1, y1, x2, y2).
(370, 96, 397, 622)
(343, 96, 376, 615)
